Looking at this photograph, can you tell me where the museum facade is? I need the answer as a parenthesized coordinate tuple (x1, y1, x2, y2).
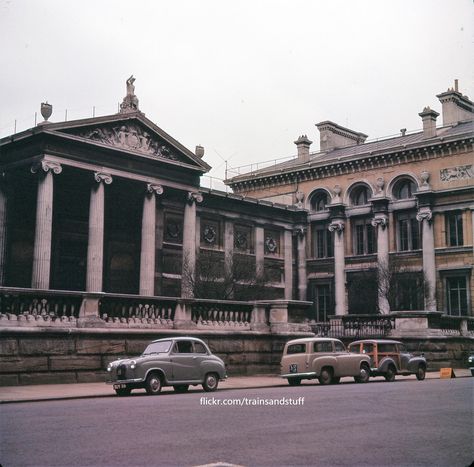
(1, 80, 473, 319)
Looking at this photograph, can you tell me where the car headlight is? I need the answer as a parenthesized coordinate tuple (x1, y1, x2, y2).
(107, 363, 112, 372)
(469, 357, 473, 363)
(130, 360, 136, 369)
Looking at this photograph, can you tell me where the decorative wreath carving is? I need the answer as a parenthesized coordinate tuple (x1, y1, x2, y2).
(166, 222, 181, 239)
(265, 236, 278, 254)
(203, 225, 217, 244)
(235, 232, 248, 250)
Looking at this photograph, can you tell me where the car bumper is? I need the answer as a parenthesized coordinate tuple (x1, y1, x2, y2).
(281, 372, 317, 379)
(106, 378, 144, 385)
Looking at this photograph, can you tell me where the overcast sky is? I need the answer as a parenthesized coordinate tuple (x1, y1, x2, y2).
(1, 0, 473, 184)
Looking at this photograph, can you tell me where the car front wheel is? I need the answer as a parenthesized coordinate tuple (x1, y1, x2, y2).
(318, 368, 333, 385)
(384, 366, 396, 382)
(203, 373, 219, 392)
(145, 373, 163, 395)
(415, 365, 426, 381)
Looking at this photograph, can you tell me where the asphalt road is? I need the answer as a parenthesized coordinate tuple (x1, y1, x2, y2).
(1, 378, 472, 467)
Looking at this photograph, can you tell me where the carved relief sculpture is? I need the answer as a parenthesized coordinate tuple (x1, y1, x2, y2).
(440, 165, 473, 182)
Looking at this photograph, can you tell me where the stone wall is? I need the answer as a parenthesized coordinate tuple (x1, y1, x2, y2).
(0, 327, 311, 386)
(2, 326, 473, 386)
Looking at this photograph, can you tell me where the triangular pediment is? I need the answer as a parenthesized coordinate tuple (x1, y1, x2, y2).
(46, 113, 210, 172)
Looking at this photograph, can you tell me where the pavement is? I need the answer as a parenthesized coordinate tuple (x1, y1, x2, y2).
(0, 369, 471, 403)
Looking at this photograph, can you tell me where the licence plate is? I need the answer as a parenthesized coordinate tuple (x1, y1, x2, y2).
(289, 364, 298, 373)
(113, 383, 127, 390)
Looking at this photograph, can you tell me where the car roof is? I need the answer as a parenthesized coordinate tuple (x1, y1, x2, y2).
(151, 337, 206, 343)
(285, 337, 341, 345)
(349, 339, 402, 345)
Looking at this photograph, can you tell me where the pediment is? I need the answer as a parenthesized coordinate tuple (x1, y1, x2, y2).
(50, 114, 210, 172)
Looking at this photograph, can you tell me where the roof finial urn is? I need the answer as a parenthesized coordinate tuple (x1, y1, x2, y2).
(40, 102, 52, 123)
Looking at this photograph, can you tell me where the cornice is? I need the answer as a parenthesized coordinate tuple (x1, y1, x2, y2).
(229, 134, 474, 194)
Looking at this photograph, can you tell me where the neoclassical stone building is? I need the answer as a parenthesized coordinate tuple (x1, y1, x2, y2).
(227, 81, 474, 318)
(0, 80, 473, 320)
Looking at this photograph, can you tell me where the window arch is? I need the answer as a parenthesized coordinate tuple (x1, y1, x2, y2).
(310, 191, 329, 212)
(393, 178, 417, 200)
(350, 185, 370, 206)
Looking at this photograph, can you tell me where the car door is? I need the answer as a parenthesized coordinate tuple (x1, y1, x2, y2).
(170, 340, 200, 381)
(398, 343, 410, 371)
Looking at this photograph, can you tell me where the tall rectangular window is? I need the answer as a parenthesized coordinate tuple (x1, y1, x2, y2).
(314, 284, 332, 321)
(313, 225, 333, 258)
(397, 212, 420, 251)
(446, 212, 464, 247)
(446, 276, 468, 316)
(352, 218, 377, 255)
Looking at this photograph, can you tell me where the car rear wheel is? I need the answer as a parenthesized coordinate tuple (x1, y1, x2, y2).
(287, 378, 302, 386)
(318, 368, 333, 385)
(115, 387, 131, 397)
(145, 373, 162, 395)
(203, 373, 219, 392)
(384, 365, 396, 382)
(415, 365, 426, 381)
(173, 385, 189, 393)
(354, 364, 370, 383)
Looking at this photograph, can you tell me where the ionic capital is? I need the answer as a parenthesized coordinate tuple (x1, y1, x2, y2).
(293, 226, 307, 238)
(371, 215, 388, 230)
(31, 160, 62, 175)
(328, 220, 345, 233)
(187, 191, 203, 205)
(94, 172, 113, 185)
(416, 207, 433, 223)
(146, 183, 164, 196)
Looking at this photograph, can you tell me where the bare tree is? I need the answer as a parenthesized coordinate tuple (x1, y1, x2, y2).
(181, 251, 268, 300)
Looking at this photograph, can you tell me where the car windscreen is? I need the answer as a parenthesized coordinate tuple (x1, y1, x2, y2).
(143, 340, 172, 355)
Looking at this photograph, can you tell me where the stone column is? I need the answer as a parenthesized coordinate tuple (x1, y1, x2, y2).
(255, 225, 264, 280)
(86, 172, 112, 292)
(31, 161, 62, 289)
(295, 227, 307, 301)
(372, 215, 390, 314)
(417, 207, 437, 311)
(181, 191, 202, 298)
(329, 220, 346, 316)
(139, 183, 163, 296)
(284, 229, 293, 300)
(0, 180, 7, 285)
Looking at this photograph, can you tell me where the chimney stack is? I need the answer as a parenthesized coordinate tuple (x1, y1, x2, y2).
(315, 121, 367, 152)
(436, 80, 474, 126)
(294, 135, 312, 162)
(418, 107, 439, 138)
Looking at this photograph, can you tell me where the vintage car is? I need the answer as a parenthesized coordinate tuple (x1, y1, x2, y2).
(280, 337, 371, 386)
(106, 337, 227, 396)
(347, 339, 427, 382)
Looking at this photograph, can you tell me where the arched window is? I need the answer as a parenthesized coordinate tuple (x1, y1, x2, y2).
(350, 186, 370, 206)
(310, 192, 328, 212)
(393, 179, 416, 200)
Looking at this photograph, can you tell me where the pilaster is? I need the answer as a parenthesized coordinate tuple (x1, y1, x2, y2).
(329, 219, 346, 316)
(284, 229, 293, 300)
(294, 226, 307, 301)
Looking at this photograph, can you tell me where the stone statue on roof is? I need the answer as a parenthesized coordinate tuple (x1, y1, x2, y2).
(120, 75, 139, 114)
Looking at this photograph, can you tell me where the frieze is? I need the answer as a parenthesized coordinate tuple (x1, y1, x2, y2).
(73, 123, 180, 161)
(440, 165, 473, 182)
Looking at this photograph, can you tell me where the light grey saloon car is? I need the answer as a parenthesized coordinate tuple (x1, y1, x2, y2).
(106, 337, 227, 396)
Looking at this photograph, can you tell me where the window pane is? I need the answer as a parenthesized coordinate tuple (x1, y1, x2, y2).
(411, 218, 420, 250)
(447, 277, 468, 316)
(356, 224, 364, 255)
(399, 219, 409, 251)
(326, 231, 333, 257)
(367, 224, 376, 254)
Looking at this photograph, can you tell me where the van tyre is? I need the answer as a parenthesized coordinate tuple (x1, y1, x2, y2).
(115, 387, 131, 397)
(287, 378, 302, 386)
(318, 368, 333, 385)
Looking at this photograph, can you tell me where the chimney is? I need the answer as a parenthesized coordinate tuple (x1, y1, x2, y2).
(436, 80, 474, 126)
(418, 107, 439, 138)
(195, 145, 205, 158)
(294, 135, 312, 162)
(315, 121, 368, 152)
